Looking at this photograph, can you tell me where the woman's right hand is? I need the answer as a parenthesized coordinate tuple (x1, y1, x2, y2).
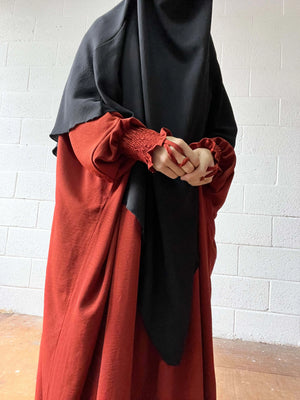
(150, 136, 199, 179)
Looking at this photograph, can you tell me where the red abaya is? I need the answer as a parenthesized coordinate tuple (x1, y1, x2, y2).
(35, 111, 236, 400)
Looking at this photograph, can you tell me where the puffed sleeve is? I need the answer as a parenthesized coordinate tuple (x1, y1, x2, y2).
(68, 111, 168, 182)
(189, 136, 236, 218)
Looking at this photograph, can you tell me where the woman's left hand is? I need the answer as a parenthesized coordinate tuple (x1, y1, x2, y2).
(180, 148, 215, 186)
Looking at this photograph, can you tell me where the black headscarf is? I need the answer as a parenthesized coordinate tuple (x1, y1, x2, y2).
(49, 0, 237, 365)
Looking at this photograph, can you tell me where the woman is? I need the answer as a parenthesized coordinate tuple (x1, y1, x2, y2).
(35, 1, 237, 399)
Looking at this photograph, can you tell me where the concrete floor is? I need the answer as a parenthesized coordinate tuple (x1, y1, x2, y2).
(0, 311, 299, 399)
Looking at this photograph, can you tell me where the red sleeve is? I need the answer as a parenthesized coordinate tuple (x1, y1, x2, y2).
(115, 112, 168, 173)
(189, 137, 237, 218)
(189, 137, 223, 176)
(68, 111, 168, 182)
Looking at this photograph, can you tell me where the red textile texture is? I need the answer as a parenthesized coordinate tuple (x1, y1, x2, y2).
(35, 111, 236, 400)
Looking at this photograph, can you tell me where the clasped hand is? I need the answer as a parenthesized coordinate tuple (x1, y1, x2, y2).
(151, 136, 215, 186)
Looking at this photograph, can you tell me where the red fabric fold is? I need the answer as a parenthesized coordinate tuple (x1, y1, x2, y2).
(194, 136, 237, 219)
(35, 111, 236, 400)
(68, 111, 168, 181)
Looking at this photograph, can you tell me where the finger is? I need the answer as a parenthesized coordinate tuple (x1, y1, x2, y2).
(183, 175, 213, 187)
(166, 160, 186, 177)
(164, 155, 187, 177)
(153, 148, 185, 177)
(160, 165, 178, 179)
(204, 164, 220, 178)
(201, 176, 213, 185)
(167, 137, 200, 168)
(180, 163, 209, 182)
(167, 146, 195, 174)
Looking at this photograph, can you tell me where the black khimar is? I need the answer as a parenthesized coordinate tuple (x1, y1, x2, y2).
(49, 0, 237, 366)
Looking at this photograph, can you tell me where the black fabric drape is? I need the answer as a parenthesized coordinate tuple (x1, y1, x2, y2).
(49, 0, 237, 365)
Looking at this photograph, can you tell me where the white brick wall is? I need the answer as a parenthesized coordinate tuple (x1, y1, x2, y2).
(210, 0, 300, 346)
(0, 1, 299, 347)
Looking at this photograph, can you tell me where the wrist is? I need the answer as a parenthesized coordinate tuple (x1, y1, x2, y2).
(190, 138, 221, 165)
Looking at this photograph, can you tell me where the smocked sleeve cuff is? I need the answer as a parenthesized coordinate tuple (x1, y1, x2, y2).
(189, 137, 223, 177)
(68, 111, 168, 181)
(192, 137, 237, 218)
(119, 124, 168, 173)
(189, 136, 237, 177)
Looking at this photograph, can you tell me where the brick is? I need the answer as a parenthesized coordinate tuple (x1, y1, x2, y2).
(56, 42, 77, 66)
(15, 172, 55, 201)
(0, 256, 31, 287)
(239, 246, 300, 281)
(278, 156, 300, 186)
(250, 40, 281, 69)
(284, 0, 300, 15)
(273, 217, 300, 249)
(86, 1, 123, 20)
(252, 16, 282, 41)
(0, 118, 21, 144)
(7, 41, 57, 66)
(0, 198, 38, 227)
(215, 213, 272, 246)
(213, 40, 222, 61)
(29, 67, 70, 91)
(218, 184, 243, 213)
(0, 16, 35, 41)
(0, 285, 44, 316)
(225, 0, 283, 16)
(51, 93, 65, 119)
(280, 16, 300, 43)
(21, 118, 54, 146)
(64, 0, 119, 18)
(6, 227, 50, 258)
(282, 37, 300, 68)
(222, 68, 249, 97)
(0, 172, 16, 197)
(0, 144, 47, 172)
(242, 126, 298, 156)
(0, 0, 14, 15)
(45, 147, 58, 172)
(0, 227, 8, 254)
(234, 154, 277, 184)
(280, 98, 300, 127)
(244, 184, 299, 217)
(212, 243, 238, 275)
(29, 258, 46, 289)
(235, 310, 300, 346)
(0, 42, 8, 65)
(0, 92, 52, 118)
(234, 126, 243, 155)
(212, 0, 226, 16)
(222, 41, 250, 68)
(250, 68, 299, 99)
(212, 16, 252, 42)
(14, 0, 63, 16)
(212, 306, 234, 338)
(211, 275, 269, 310)
(270, 281, 300, 315)
(34, 16, 86, 42)
(0, 66, 29, 91)
(230, 97, 279, 125)
(37, 201, 55, 229)
(63, 0, 88, 17)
